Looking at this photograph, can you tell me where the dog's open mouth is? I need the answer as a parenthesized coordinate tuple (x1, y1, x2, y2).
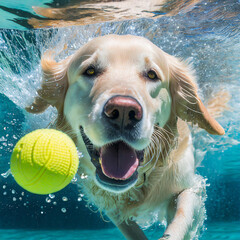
(80, 126, 144, 191)
(100, 141, 139, 180)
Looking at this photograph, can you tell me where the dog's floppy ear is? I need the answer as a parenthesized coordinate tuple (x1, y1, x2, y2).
(26, 51, 72, 115)
(169, 57, 225, 135)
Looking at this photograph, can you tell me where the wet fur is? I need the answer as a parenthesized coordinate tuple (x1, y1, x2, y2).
(26, 35, 228, 240)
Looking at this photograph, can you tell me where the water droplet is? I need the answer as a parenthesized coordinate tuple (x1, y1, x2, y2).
(62, 196, 68, 201)
(71, 175, 78, 183)
(61, 208, 66, 213)
(80, 173, 88, 179)
(49, 193, 55, 199)
(77, 150, 84, 158)
(1, 169, 11, 178)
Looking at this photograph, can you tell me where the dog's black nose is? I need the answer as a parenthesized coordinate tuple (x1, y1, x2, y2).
(103, 96, 143, 128)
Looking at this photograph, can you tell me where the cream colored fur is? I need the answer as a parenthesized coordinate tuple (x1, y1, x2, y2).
(26, 35, 228, 240)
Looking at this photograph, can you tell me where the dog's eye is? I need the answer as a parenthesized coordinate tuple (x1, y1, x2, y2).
(84, 67, 95, 76)
(147, 70, 158, 81)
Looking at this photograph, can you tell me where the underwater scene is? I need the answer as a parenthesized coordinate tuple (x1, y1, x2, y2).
(0, 0, 239, 239)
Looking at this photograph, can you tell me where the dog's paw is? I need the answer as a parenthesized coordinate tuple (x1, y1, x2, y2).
(159, 233, 171, 240)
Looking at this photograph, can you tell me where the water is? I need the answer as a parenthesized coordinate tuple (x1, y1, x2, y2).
(0, 0, 240, 239)
(0, 222, 240, 239)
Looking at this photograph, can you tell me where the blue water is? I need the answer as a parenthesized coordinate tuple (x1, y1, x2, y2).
(0, 222, 240, 239)
(0, 0, 240, 239)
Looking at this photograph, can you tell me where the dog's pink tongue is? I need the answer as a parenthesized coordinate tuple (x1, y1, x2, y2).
(100, 142, 139, 180)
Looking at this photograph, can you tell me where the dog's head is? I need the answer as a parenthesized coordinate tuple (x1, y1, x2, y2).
(27, 35, 224, 193)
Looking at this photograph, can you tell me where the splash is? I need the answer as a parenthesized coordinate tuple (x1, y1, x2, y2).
(0, 17, 239, 168)
(1, 169, 11, 178)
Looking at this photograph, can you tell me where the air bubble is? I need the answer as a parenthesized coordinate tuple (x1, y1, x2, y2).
(49, 193, 55, 199)
(77, 197, 82, 201)
(3, 192, 7, 195)
(12, 189, 16, 194)
(61, 208, 67, 213)
(46, 197, 51, 203)
(80, 173, 88, 179)
(3, 185, 6, 189)
(77, 150, 84, 158)
(62, 196, 68, 201)
(13, 197, 17, 201)
(71, 175, 78, 183)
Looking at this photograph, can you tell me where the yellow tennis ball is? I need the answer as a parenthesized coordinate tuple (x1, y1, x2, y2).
(10, 129, 79, 195)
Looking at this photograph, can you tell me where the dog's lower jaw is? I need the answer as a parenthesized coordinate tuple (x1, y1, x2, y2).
(94, 170, 139, 193)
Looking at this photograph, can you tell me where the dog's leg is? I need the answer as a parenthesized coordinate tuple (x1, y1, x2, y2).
(111, 217, 148, 240)
(160, 189, 203, 240)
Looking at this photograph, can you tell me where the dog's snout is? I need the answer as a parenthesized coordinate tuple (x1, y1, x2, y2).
(103, 96, 142, 128)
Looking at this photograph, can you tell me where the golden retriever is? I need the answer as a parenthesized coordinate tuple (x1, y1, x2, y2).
(26, 34, 226, 240)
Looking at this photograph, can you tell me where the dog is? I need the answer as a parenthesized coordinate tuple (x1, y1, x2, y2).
(26, 34, 226, 240)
